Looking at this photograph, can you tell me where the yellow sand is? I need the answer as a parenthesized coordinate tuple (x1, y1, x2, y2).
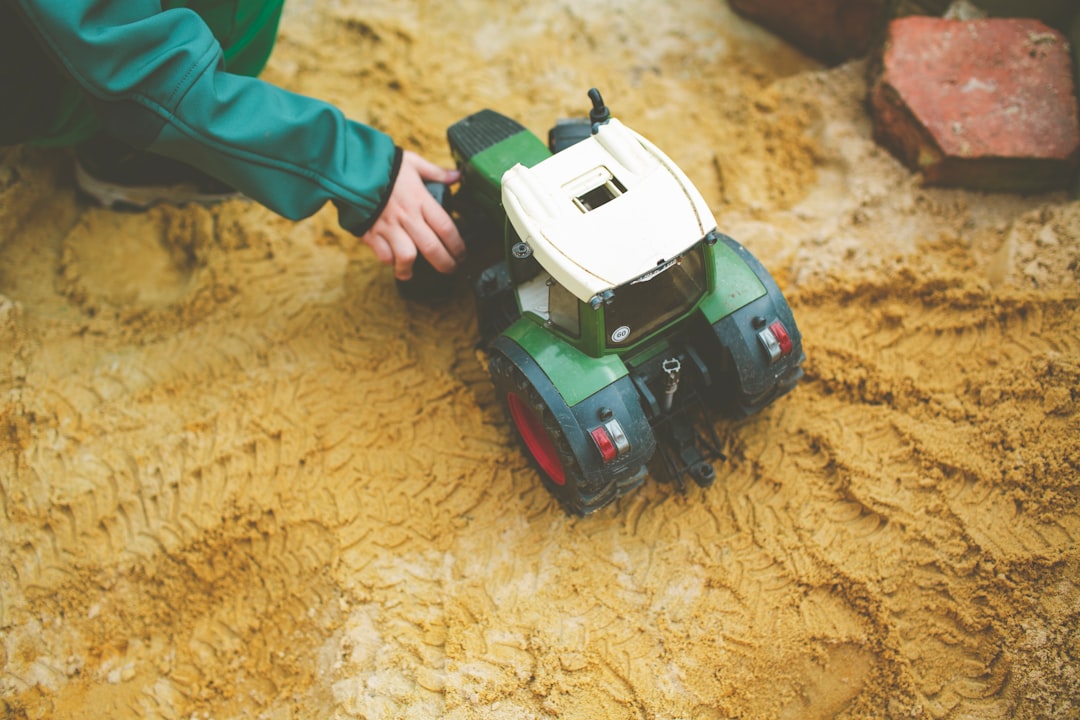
(2, 1, 1078, 718)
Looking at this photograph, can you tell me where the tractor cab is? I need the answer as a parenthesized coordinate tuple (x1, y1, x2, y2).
(500, 117, 718, 357)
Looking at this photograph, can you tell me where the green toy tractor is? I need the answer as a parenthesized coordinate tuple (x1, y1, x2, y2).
(416, 89, 804, 515)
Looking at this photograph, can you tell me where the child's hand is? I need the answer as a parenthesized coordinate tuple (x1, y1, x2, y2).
(361, 151, 465, 280)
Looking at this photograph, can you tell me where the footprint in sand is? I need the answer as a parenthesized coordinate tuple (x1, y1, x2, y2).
(59, 204, 210, 311)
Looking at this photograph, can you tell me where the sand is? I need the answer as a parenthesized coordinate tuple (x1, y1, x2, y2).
(2, 1, 1078, 718)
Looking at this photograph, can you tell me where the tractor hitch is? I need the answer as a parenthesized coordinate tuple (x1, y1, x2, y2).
(630, 349, 726, 491)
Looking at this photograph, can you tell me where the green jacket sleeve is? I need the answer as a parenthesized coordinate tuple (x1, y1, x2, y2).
(14, 0, 400, 234)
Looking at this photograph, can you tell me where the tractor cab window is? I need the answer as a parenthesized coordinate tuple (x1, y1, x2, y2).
(548, 280, 580, 337)
(604, 244, 707, 348)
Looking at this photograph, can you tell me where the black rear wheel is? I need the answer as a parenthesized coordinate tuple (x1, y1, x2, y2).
(489, 350, 617, 515)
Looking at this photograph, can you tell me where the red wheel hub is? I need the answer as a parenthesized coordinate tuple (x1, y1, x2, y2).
(507, 391, 565, 486)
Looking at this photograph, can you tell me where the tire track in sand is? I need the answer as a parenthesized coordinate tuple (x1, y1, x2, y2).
(761, 263, 1080, 718)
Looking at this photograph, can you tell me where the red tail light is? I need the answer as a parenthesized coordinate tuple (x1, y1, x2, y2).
(590, 426, 617, 462)
(589, 419, 630, 463)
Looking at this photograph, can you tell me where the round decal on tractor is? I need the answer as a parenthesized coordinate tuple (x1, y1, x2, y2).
(610, 325, 631, 343)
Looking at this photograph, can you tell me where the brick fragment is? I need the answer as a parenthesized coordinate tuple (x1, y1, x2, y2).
(729, 0, 889, 65)
(870, 16, 1080, 192)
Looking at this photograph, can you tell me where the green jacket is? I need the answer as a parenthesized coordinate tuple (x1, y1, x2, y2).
(5, 0, 400, 235)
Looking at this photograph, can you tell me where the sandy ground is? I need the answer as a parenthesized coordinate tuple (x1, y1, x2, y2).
(2, 1, 1079, 718)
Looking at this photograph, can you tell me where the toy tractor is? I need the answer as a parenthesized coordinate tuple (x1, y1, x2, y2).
(416, 89, 804, 515)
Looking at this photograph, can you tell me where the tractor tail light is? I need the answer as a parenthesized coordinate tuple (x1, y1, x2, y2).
(758, 320, 793, 363)
(590, 419, 630, 463)
(590, 426, 617, 462)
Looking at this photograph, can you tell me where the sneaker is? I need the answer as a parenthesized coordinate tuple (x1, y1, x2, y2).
(74, 133, 240, 210)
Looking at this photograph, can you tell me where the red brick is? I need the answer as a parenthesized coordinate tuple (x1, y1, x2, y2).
(870, 16, 1080, 191)
(729, 0, 888, 65)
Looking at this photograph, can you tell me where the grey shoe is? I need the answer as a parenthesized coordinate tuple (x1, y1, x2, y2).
(75, 134, 240, 209)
